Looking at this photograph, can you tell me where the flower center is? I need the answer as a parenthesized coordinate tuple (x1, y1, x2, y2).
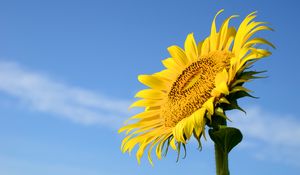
(162, 51, 232, 127)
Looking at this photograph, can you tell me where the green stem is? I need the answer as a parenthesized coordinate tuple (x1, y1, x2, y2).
(215, 140, 229, 175)
(214, 117, 229, 175)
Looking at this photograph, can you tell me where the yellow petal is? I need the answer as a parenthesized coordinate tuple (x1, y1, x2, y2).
(147, 137, 160, 166)
(126, 110, 159, 121)
(138, 74, 170, 90)
(219, 15, 238, 50)
(202, 97, 215, 115)
(232, 12, 257, 54)
(170, 137, 177, 150)
(240, 21, 266, 44)
(183, 117, 194, 139)
(210, 9, 224, 51)
(121, 134, 134, 150)
(197, 41, 203, 56)
(213, 69, 229, 95)
(128, 125, 159, 137)
(191, 108, 206, 127)
(161, 57, 182, 70)
(244, 25, 273, 43)
(122, 134, 143, 153)
(184, 33, 198, 62)
(173, 121, 186, 143)
(155, 133, 171, 159)
(215, 68, 229, 85)
(136, 137, 153, 164)
(168, 45, 189, 66)
(194, 126, 202, 139)
(244, 37, 275, 49)
(239, 48, 271, 68)
(201, 37, 210, 54)
(129, 99, 163, 108)
(224, 27, 236, 50)
(119, 119, 161, 135)
(135, 89, 165, 99)
(155, 69, 178, 81)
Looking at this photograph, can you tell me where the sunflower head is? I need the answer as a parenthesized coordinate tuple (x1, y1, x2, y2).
(119, 9, 274, 165)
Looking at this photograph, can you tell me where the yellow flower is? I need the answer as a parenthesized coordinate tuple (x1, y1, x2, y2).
(119, 9, 273, 165)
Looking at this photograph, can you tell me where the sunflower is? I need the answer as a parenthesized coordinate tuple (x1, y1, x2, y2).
(119, 9, 273, 165)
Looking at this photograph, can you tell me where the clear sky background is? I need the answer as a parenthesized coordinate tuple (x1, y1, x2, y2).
(0, 0, 299, 175)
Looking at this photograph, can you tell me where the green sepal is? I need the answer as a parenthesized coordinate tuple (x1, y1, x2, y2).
(219, 97, 230, 104)
(206, 112, 212, 123)
(163, 138, 170, 157)
(182, 143, 187, 159)
(222, 99, 246, 114)
(176, 142, 181, 162)
(193, 131, 203, 150)
(238, 70, 267, 80)
(209, 126, 243, 154)
(231, 79, 249, 87)
(232, 90, 258, 99)
(230, 86, 252, 94)
(215, 107, 232, 122)
(237, 60, 258, 73)
(251, 75, 268, 79)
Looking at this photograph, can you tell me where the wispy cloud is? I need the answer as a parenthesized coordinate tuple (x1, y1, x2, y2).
(0, 61, 132, 129)
(0, 60, 299, 167)
(0, 155, 101, 175)
(228, 107, 300, 166)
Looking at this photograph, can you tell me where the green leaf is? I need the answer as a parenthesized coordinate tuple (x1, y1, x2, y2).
(209, 126, 243, 154)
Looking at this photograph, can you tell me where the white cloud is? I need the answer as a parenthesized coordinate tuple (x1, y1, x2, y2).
(0, 60, 299, 167)
(0, 155, 101, 175)
(0, 61, 132, 129)
(228, 107, 300, 166)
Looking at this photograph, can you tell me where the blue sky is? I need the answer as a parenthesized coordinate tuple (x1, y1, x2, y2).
(0, 0, 299, 174)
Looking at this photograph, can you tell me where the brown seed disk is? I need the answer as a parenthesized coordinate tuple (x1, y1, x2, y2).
(162, 51, 231, 127)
